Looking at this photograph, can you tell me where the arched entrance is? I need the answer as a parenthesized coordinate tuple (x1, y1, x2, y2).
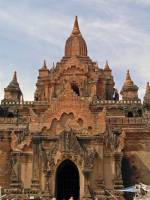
(55, 159, 79, 200)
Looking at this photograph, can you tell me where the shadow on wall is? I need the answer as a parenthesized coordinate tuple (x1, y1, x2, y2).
(122, 153, 150, 200)
(121, 157, 134, 200)
(0, 106, 14, 118)
(130, 152, 150, 185)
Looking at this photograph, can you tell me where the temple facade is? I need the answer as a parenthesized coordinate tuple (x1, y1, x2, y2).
(0, 17, 150, 200)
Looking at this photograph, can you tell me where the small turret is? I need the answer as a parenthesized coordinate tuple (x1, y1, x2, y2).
(39, 60, 49, 77)
(3, 71, 22, 102)
(102, 61, 115, 100)
(42, 60, 47, 69)
(143, 82, 150, 109)
(120, 70, 139, 100)
(145, 82, 150, 97)
(103, 60, 112, 76)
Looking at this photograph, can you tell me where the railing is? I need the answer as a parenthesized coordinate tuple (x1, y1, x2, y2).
(0, 101, 48, 106)
(0, 117, 17, 123)
(0, 99, 141, 106)
(107, 117, 146, 125)
(92, 99, 141, 105)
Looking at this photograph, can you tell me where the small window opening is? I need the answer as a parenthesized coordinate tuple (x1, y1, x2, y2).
(137, 109, 142, 117)
(127, 112, 133, 118)
(71, 83, 80, 96)
(7, 112, 14, 118)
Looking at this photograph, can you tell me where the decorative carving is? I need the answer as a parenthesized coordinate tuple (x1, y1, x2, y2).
(59, 130, 83, 156)
(10, 130, 31, 152)
(105, 127, 116, 150)
(41, 130, 85, 169)
(64, 118, 81, 131)
(115, 154, 122, 179)
(84, 146, 96, 169)
(105, 127, 126, 152)
(11, 154, 18, 179)
(10, 152, 22, 188)
(41, 142, 59, 172)
(49, 112, 84, 134)
(116, 130, 126, 152)
(114, 152, 123, 190)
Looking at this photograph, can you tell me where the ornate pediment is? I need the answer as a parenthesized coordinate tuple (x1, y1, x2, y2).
(59, 130, 84, 157)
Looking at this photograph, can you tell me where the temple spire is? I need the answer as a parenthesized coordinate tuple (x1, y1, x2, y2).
(65, 16, 87, 57)
(12, 71, 17, 82)
(144, 82, 150, 108)
(145, 82, 150, 96)
(72, 16, 80, 35)
(41, 60, 47, 69)
(3, 70, 22, 102)
(103, 60, 112, 77)
(104, 60, 111, 71)
(126, 70, 132, 81)
(43, 60, 47, 68)
(39, 60, 49, 77)
(120, 70, 139, 100)
(123, 70, 134, 87)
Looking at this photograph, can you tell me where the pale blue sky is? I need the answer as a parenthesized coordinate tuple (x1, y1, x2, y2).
(0, 0, 150, 100)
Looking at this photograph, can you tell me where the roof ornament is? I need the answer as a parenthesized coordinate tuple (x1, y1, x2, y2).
(145, 82, 150, 95)
(123, 70, 134, 86)
(5, 70, 21, 91)
(120, 69, 139, 100)
(72, 16, 81, 35)
(41, 60, 47, 69)
(65, 16, 87, 57)
(126, 70, 132, 81)
(12, 71, 17, 82)
(104, 60, 111, 71)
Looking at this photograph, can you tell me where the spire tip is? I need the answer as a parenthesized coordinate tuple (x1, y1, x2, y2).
(12, 71, 17, 82)
(72, 15, 80, 35)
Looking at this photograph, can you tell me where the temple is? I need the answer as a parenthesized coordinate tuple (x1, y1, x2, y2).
(0, 16, 150, 200)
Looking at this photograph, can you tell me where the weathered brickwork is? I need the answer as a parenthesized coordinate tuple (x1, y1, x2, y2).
(0, 16, 150, 200)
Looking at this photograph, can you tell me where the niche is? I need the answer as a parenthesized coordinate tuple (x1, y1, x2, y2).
(7, 112, 14, 118)
(71, 83, 80, 96)
(77, 118, 83, 127)
(127, 112, 133, 118)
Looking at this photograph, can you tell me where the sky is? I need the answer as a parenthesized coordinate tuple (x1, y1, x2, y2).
(0, 0, 150, 101)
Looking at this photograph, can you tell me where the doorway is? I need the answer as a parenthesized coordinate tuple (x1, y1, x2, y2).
(55, 159, 79, 200)
(122, 157, 134, 200)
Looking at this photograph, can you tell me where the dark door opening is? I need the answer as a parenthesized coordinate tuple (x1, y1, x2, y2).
(55, 160, 79, 200)
(121, 157, 134, 200)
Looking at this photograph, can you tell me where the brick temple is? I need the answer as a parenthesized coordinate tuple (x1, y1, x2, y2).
(0, 16, 150, 200)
